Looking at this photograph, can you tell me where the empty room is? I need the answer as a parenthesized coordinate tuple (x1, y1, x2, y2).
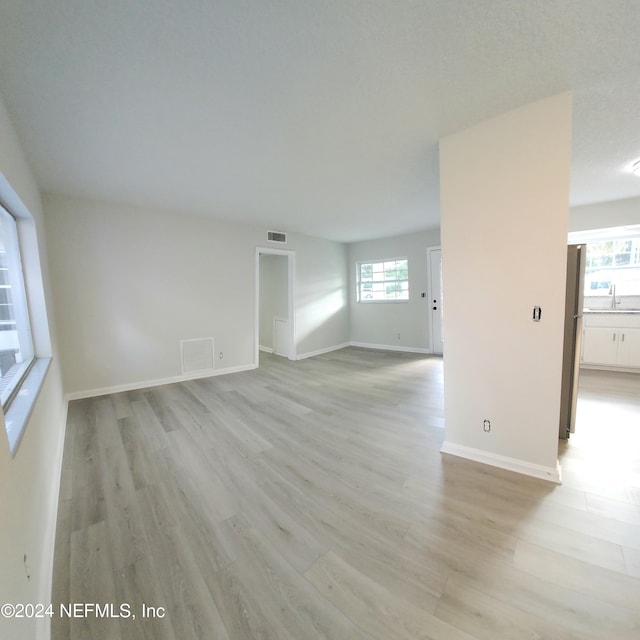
(1, 2, 639, 639)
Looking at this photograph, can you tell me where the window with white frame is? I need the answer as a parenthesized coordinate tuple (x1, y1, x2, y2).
(0, 204, 35, 407)
(584, 238, 640, 297)
(357, 258, 409, 302)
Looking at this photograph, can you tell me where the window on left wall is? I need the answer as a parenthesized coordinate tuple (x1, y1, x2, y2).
(0, 204, 34, 407)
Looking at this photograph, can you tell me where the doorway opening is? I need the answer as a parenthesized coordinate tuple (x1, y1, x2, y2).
(255, 247, 296, 366)
(559, 225, 640, 493)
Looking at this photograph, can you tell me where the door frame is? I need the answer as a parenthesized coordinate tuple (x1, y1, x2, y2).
(427, 246, 442, 354)
(255, 247, 296, 365)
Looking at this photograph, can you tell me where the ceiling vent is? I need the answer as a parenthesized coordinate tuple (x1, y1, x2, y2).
(267, 230, 287, 244)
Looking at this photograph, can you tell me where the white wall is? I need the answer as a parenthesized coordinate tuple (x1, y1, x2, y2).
(439, 93, 572, 482)
(0, 93, 66, 639)
(348, 229, 440, 352)
(259, 254, 288, 351)
(44, 194, 350, 395)
(287, 232, 350, 359)
(569, 196, 640, 232)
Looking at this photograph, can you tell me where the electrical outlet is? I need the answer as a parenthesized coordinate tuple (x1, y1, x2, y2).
(219, 352, 224, 359)
(397, 333, 401, 340)
(483, 419, 491, 432)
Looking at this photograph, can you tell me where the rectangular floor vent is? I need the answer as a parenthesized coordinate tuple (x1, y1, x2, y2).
(267, 230, 287, 243)
(181, 338, 214, 374)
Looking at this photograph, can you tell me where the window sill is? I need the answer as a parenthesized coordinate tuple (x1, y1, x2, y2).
(358, 299, 410, 304)
(4, 357, 52, 457)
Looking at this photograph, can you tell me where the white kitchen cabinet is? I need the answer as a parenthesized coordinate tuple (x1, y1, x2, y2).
(582, 327, 619, 365)
(581, 313, 640, 370)
(616, 328, 640, 367)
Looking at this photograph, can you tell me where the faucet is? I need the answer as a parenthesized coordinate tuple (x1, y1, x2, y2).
(609, 283, 617, 309)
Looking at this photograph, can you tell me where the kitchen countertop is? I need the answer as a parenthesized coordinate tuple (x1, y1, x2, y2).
(583, 309, 640, 314)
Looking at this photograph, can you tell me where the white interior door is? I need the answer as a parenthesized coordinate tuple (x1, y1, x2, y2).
(428, 247, 443, 355)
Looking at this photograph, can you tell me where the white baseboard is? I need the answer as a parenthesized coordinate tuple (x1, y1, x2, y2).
(259, 345, 274, 353)
(296, 342, 351, 360)
(38, 399, 69, 640)
(350, 341, 432, 355)
(440, 440, 562, 484)
(64, 363, 258, 401)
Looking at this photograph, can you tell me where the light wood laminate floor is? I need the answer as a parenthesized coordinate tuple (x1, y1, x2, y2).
(52, 348, 640, 639)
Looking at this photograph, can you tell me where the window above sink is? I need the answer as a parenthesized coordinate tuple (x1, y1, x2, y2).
(584, 238, 640, 296)
(569, 225, 640, 311)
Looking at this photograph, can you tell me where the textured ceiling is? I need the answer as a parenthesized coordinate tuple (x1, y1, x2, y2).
(0, 0, 639, 242)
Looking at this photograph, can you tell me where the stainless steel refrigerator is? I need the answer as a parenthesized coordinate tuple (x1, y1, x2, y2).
(559, 244, 586, 439)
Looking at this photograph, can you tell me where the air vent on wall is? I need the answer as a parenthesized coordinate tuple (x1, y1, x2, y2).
(267, 230, 287, 243)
